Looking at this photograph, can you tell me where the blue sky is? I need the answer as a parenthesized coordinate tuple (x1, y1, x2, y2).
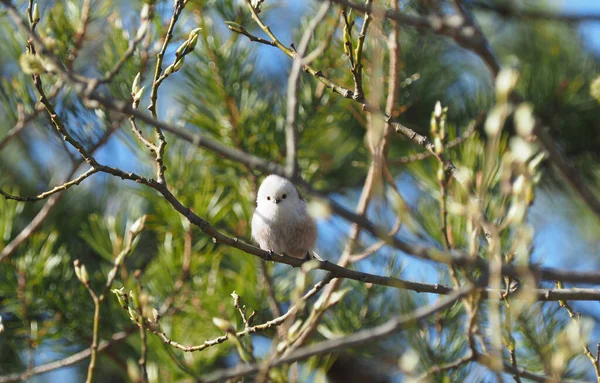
(562, 0, 600, 53)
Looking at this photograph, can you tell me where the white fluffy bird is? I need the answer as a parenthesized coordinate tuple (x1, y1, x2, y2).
(251, 174, 319, 260)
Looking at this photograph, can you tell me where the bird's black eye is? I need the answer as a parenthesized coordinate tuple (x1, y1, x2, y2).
(282, 194, 287, 199)
(267, 196, 271, 200)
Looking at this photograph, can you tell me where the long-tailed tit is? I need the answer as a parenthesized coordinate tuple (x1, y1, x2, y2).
(251, 175, 321, 260)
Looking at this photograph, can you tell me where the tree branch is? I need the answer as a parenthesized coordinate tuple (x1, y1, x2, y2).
(284, 1, 331, 179)
(472, 1, 600, 23)
(0, 168, 98, 202)
(144, 274, 334, 352)
(534, 123, 600, 222)
(147, 0, 187, 185)
(0, 330, 133, 383)
(200, 287, 472, 382)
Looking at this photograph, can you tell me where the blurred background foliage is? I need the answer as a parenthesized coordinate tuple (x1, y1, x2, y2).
(1, 0, 600, 382)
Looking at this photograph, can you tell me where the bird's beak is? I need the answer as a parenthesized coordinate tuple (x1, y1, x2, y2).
(274, 197, 281, 204)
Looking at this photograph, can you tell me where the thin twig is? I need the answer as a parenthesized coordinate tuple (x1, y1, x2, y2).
(100, 5, 152, 83)
(472, 1, 600, 23)
(0, 331, 132, 383)
(227, 22, 277, 46)
(84, 286, 101, 383)
(66, 0, 93, 68)
(556, 281, 600, 382)
(74, 216, 144, 382)
(503, 295, 522, 383)
(201, 288, 473, 382)
(147, 0, 187, 184)
(284, 1, 331, 179)
(534, 124, 600, 223)
(244, 0, 295, 56)
(417, 351, 475, 380)
(0, 168, 99, 202)
(328, 0, 500, 76)
(143, 275, 333, 352)
(390, 114, 481, 165)
(135, 278, 149, 383)
(475, 353, 587, 383)
(0, 121, 119, 262)
(341, 0, 371, 102)
(347, 216, 401, 262)
(258, 262, 283, 318)
(129, 118, 158, 152)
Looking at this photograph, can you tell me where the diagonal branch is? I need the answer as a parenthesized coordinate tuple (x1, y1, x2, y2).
(389, 112, 482, 165)
(0, 168, 98, 202)
(145, 274, 334, 352)
(472, 2, 600, 23)
(284, 1, 331, 179)
(0, 330, 133, 383)
(556, 281, 600, 382)
(0, 121, 118, 262)
(100, 4, 152, 84)
(328, 0, 500, 76)
(534, 124, 600, 222)
(475, 354, 587, 383)
(200, 287, 473, 382)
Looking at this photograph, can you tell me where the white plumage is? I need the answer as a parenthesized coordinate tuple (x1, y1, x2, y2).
(251, 175, 317, 259)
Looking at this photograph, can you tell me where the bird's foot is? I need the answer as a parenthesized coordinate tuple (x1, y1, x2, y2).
(265, 249, 275, 261)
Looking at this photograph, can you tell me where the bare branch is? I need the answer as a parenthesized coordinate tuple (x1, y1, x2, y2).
(472, 2, 600, 23)
(226, 21, 277, 47)
(0, 81, 62, 151)
(534, 124, 600, 223)
(66, 0, 92, 68)
(100, 4, 152, 83)
(0, 122, 118, 262)
(284, 1, 331, 179)
(147, 0, 187, 184)
(389, 113, 482, 165)
(556, 281, 600, 382)
(200, 287, 472, 382)
(0, 330, 132, 383)
(145, 275, 334, 352)
(0, 168, 98, 202)
(328, 0, 500, 76)
(243, 0, 295, 56)
(475, 354, 587, 383)
(417, 351, 475, 380)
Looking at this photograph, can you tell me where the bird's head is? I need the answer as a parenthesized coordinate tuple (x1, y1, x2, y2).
(256, 174, 301, 211)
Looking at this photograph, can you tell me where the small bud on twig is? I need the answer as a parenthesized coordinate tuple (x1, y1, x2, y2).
(175, 41, 190, 57)
(434, 101, 442, 119)
(32, 3, 40, 24)
(133, 87, 145, 103)
(225, 21, 245, 34)
(131, 72, 141, 95)
(140, 3, 151, 20)
(112, 287, 129, 309)
(80, 264, 89, 285)
(173, 57, 185, 72)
